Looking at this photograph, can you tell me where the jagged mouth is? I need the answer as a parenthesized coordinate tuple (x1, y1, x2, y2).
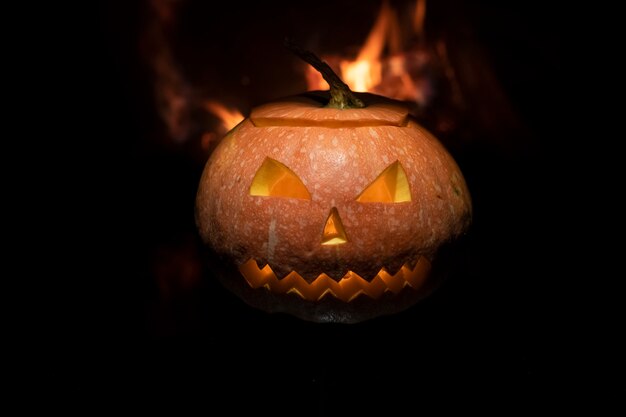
(239, 257, 432, 302)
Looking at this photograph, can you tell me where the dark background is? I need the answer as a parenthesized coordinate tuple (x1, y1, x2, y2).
(60, 0, 621, 410)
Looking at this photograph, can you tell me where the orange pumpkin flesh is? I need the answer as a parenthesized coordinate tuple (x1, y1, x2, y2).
(196, 91, 471, 323)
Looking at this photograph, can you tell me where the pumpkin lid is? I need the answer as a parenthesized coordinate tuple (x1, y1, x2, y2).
(250, 91, 409, 128)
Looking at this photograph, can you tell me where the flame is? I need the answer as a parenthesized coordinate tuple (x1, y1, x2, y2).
(304, 0, 432, 106)
(153, 52, 192, 143)
(144, 0, 245, 147)
(204, 101, 244, 132)
(146, 0, 437, 147)
(144, 0, 192, 143)
(413, 0, 427, 39)
(339, 1, 392, 92)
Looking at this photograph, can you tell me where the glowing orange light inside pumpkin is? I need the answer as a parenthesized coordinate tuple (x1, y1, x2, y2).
(239, 257, 431, 302)
(249, 157, 311, 200)
(321, 207, 348, 246)
(356, 160, 412, 203)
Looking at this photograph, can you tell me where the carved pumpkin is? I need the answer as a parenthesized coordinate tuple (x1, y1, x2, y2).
(196, 47, 471, 322)
(196, 91, 471, 322)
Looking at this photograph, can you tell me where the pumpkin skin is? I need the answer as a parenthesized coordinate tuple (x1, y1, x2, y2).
(196, 91, 471, 323)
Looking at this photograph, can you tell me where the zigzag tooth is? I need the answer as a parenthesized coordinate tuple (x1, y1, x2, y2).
(363, 276, 387, 298)
(376, 271, 389, 283)
(286, 287, 305, 299)
(338, 273, 365, 299)
(240, 258, 432, 302)
(273, 272, 305, 293)
(239, 259, 272, 288)
(307, 274, 332, 300)
(271, 267, 293, 280)
(384, 263, 404, 277)
(316, 287, 335, 301)
(347, 289, 366, 302)
(406, 257, 420, 270)
(378, 269, 404, 294)
(403, 258, 431, 290)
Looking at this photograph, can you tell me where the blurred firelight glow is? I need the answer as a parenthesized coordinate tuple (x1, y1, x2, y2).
(145, 0, 454, 148)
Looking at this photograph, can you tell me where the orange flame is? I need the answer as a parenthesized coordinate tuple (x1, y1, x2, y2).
(340, 1, 393, 92)
(204, 101, 244, 132)
(144, 0, 192, 143)
(413, 0, 427, 39)
(304, 0, 430, 106)
(145, 0, 246, 147)
(200, 101, 244, 150)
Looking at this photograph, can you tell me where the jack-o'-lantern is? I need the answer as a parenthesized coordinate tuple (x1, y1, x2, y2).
(196, 44, 471, 323)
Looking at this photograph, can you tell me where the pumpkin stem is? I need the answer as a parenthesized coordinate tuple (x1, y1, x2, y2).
(285, 38, 365, 109)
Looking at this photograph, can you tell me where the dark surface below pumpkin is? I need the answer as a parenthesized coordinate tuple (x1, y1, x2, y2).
(59, 0, 617, 412)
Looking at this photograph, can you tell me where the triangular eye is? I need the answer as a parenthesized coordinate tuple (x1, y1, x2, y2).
(249, 157, 311, 200)
(356, 161, 411, 203)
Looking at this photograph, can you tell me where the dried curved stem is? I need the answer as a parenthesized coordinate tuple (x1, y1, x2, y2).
(285, 38, 365, 109)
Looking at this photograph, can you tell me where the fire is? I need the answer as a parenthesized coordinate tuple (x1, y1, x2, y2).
(340, 0, 391, 92)
(342, 60, 381, 93)
(305, 0, 431, 106)
(413, 0, 427, 39)
(143, 0, 192, 143)
(204, 101, 244, 132)
(200, 101, 245, 150)
(145, 0, 436, 149)
(144, 0, 245, 148)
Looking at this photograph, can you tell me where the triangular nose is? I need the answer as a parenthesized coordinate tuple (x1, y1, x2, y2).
(321, 207, 348, 246)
